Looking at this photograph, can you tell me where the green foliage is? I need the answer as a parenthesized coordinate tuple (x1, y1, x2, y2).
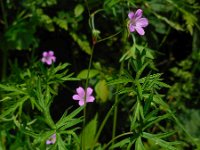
(0, 0, 200, 149)
(0, 62, 81, 149)
(4, 20, 38, 50)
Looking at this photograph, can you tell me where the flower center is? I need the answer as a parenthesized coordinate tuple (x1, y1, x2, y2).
(130, 19, 136, 26)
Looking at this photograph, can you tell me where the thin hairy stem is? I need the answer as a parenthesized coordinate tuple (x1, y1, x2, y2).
(111, 61, 124, 148)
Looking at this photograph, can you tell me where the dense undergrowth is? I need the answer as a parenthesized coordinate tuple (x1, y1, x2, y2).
(0, 0, 200, 149)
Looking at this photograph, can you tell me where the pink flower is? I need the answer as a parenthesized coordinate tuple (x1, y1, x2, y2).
(41, 51, 56, 65)
(46, 133, 56, 145)
(128, 9, 149, 35)
(72, 87, 95, 106)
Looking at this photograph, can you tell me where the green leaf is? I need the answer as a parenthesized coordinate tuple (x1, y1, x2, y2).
(81, 115, 98, 149)
(136, 61, 149, 80)
(74, 4, 84, 17)
(117, 87, 136, 95)
(107, 78, 133, 85)
(104, 0, 121, 8)
(156, 81, 171, 88)
(77, 69, 99, 79)
(142, 132, 181, 150)
(120, 45, 136, 61)
(136, 45, 154, 59)
(95, 80, 109, 103)
(143, 113, 171, 130)
(53, 11, 68, 31)
(53, 17, 68, 30)
(165, 0, 197, 35)
(131, 101, 141, 129)
(0, 84, 26, 94)
(153, 95, 169, 110)
(33, 131, 55, 146)
(57, 134, 66, 150)
(144, 93, 153, 115)
(136, 80, 143, 101)
(107, 75, 134, 85)
(70, 32, 92, 55)
(5, 20, 37, 50)
(152, 131, 177, 139)
(56, 107, 83, 130)
(153, 12, 184, 31)
(109, 138, 130, 149)
(182, 12, 197, 35)
(36, 8, 54, 32)
(135, 137, 145, 150)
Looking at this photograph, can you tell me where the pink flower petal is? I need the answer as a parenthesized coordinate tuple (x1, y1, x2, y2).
(136, 18, 148, 27)
(76, 87, 85, 97)
(86, 87, 93, 95)
(134, 9, 143, 19)
(49, 51, 54, 56)
(129, 24, 135, 32)
(46, 59, 52, 65)
(46, 140, 52, 145)
(72, 94, 81, 101)
(79, 100, 84, 106)
(41, 57, 46, 63)
(51, 56, 56, 62)
(128, 12, 134, 19)
(43, 52, 48, 57)
(86, 96, 95, 102)
(135, 26, 145, 35)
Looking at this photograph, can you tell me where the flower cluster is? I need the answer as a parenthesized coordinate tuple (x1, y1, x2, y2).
(128, 9, 149, 35)
(72, 86, 95, 106)
(41, 51, 56, 65)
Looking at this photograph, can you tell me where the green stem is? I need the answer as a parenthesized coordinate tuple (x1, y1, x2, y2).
(111, 61, 124, 147)
(83, 44, 95, 122)
(131, 33, 136, 44)
(111, 29, 130, 147)
(96, 30, 122, 43)
(112, 95, 118, 143)
(82, 40, 95, 150)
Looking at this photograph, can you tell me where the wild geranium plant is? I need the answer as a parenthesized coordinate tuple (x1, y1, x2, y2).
(0, 1, 198, 150)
